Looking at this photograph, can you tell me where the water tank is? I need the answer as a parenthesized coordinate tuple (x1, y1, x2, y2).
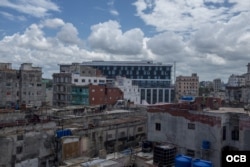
(153, 144, 177, 167)
(175, 155, 192, 167)
(56, 130, 63, 138)
(202, 140, 210, 150)
(193, 159, 212, 167)
(64, 129, 72, 136)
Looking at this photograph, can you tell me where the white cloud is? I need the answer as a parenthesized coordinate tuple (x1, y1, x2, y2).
(0, 0, 60, 18)
(147, 32, 185, 56)
(41, 18, 65, 29)
(132, 0, 250, 81)
(108, 0, 119, 16)
(0, 20, 109, 78)
(110, 9, 119, 16)
(0, 11, 26, 21)
(206, 53, 226, 65)
(88, 20, 144, 55)
(56, 23, 81, 44)
(133, 0, 247, 32)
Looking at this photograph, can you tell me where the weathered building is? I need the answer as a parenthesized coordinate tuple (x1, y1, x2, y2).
(52, 73, 72, 107)
(0, 63, 45, 108)
(50, 106, 147, 164)
(53, 65, 124, 107)
(0, 110, 56, 167)
(71, 84, 123, 106)
(147, 103, 250, 167)
(213, 78, 222, 92)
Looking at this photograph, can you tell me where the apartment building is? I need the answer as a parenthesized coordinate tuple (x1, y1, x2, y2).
(71, 84, 123, 106)
(53, 66, 124, 107)
(175, 73, 199, 100)
(147, 103, 250, 167)
(60, 60, 174, 104)
(0, 63, 45, 108)
(227, 74, 245, 87)
(52, 73, 72, 107)
(213, 78, 222, 92)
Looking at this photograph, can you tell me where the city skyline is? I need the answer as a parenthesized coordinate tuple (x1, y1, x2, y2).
(0, 0, 249, 81)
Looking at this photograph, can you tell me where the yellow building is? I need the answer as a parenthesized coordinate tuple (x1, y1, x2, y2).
(175, 73, 199, 100)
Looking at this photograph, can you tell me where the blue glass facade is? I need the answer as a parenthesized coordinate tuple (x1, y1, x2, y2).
(81, 61, 172, 87)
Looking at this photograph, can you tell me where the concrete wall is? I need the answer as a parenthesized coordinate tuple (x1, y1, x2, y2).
(147, 109, 250, 167)
(0, 122, 56, 167)
(147, 111, 222, 167)
(15, 158, 38, 167)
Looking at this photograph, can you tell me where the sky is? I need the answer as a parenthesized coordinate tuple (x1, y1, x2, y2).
(0, 0, 250, 82)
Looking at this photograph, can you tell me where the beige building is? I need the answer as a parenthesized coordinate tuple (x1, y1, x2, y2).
(175, 73, 199, 100)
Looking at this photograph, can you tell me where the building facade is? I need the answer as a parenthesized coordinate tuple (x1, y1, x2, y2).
(0, 63, 45, 108)
(71, 84, 123, 106)
(71, 73, 106, 86)
(53, 66, 123, 107)
(175, 73, 199, 100)
(244, 63, 250, 87)
(114, 76, 141, 104)
(147, 104, 250, 167)
(60, 60, 174, 104)
(227, 74, 245, 87)
(213, 78, 222, 92)
(52, 73, 72, 107)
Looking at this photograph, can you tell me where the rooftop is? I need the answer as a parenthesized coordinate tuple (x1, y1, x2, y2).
(208, 107, 248, 114)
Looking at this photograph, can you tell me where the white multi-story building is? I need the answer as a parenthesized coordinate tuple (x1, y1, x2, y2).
(72, 73, 106, 86)
(227, 74, 245, 87)
(114, 76, 140, 104)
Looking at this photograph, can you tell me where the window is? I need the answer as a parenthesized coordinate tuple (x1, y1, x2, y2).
(17, 135, 23, 141)
(186, 149, 195, 157)
(82, 79, 85, 82)
(223, 126, 226, 141)
(108, 134, 112, 139)
(188, 123, 195, 130)
(138, 127, 143, 132)
(155, 123, 161, 131)
(74, 79, 78, 82)
(231, 126, 239, 141)
(16, 146, 23, 154)
(94, 79, 97, 83)
(120, 132, 126, 138)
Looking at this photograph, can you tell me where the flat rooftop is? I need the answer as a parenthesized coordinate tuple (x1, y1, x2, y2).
(207, 107, 247, 114)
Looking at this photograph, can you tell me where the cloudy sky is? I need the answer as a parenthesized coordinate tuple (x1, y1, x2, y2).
(0, 0, 250, 82)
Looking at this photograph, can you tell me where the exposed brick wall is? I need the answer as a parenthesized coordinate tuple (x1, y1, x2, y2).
(148, 104, 221, 126)
(89, 85, 123, 106)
